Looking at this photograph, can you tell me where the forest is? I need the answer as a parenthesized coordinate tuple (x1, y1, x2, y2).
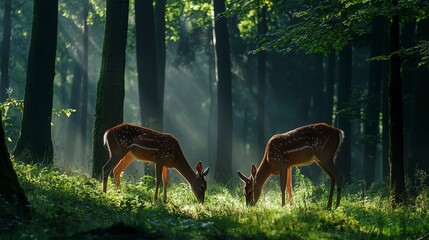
(1, 0, 429, 239)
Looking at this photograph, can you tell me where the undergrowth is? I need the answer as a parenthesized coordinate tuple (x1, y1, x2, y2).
(1, 161, 428, 239)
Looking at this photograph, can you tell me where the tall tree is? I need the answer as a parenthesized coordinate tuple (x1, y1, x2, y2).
(92, 0, 129, 179)
(363, 15, 386, 184)
(81, 0, 90, 168)
(336, 44, 352, 183)
(409, 19, 429, 175)
(64, 50, 82, 167)
(388, 0, 406, 204)
(135, 0, 159, 130)
(257, 4, 267, 157)
(155, 0, 166, 131)
(325, 52, 336, 125)
(0, 112, 30, 220)
(13, 0, 59, 164)
(0, 0, 12, 102)
(213, 0, 233, 182)
(311, 54, 324, 123)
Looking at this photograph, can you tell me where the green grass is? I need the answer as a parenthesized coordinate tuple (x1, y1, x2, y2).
(2, 162, 429, 239)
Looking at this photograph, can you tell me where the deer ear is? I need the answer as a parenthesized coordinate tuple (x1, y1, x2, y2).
(195, 161, 202, 174)
(202, 167, 209, 176)
(251, 164, 257, 178)
(237, 170, 249, 182)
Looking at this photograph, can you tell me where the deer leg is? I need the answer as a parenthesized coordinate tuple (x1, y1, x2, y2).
(154, 162, 163, 202)
(112, 154, 134, 190)
(286, 167, 293, 205)
(280, 164, 287, 207)
(102, 153, 123, 193)
(325, 161, 342, 209)
(162, 166, 168, 203)
(317, 156, 342, 210)
(332, 166, 342, 208)
(316, 161, 334, 209)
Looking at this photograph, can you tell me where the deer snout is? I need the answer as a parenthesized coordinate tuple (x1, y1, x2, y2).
(198, 195, 204, 203)
(246, 198, 255, 206)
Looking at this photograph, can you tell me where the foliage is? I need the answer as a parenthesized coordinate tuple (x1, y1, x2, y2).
(3, 161, 429, 239)
(0, 98, 24, 125)
(165, 0, 214, 67)
(0, 98, 75, 145)
(398, 41, 429, 67)
(229, 0, 429, 55)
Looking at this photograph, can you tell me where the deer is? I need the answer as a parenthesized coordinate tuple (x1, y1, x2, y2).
(237, 123, 344, 210)
(102, 123, 209, 203)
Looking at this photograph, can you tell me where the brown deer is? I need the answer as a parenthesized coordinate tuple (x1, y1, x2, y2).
(102, 123, 209, 203)
(237, 123, 343, 209)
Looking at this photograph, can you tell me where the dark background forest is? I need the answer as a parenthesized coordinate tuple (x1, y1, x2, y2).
(2, 0, 429, 192)
(1, 0, 429, 238)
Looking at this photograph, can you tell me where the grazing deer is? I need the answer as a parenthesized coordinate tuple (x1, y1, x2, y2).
(102, 123, 209, 203)
(237, 123, 344, 209)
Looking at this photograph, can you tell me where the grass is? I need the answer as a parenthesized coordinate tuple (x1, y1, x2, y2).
(2, 161, 429, 239)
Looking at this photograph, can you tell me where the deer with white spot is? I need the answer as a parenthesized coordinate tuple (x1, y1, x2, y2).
(102, 123, 209, 203)
(237, 123, 344, 209)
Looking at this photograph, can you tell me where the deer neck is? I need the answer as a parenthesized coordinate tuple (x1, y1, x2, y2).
(254, 159, 271, 202)
(172, 150, 196, 184)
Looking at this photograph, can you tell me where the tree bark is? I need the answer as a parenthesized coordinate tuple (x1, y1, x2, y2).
(92, 0, 129, 179)
(65, 52, 82, 167)
(311, 54, 324, 123)
(81, 0, 89, 169)
(0, 0, 12, 102)
(135, 0, 159, 130)
(213, 0, 233, 182)
(325, 52, 335, 125)
(13, 0, 58, 164)
(388, 0, 406, 204)
(257, 4, 267, 158)
(0, 112, 31, 220)
(155, 0, 166, 131)
(363, 16, 386, 184)
(336, 44, 352, 183)
(409, 19, 429, 176)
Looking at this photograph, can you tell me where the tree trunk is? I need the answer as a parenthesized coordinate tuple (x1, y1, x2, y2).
(388, 0, 406, 204)
(13, 0, 58, 164)
(81, 0, 89, 169)
(65, 53, 82, 168)
(336, 44, 352, 183)
(92, 0, 129, 179)
(409, 19, 429, 176)
(155, 0, 166, 131)
(135, 0, 158, 176)
(257, 4, 267, 158)
(363, 16, 386, 184)
(0, 112, 31, 220)
(401, 21, 416, 178)
(311, 54, 324, 123)
(58, 50, 68, 105)
(382, 68, 389, 178)
(213, 0, 233, 182)
(0, 0, 12, 102)
(325, 52, 335, 125)
(208, 28, 216, 169)
(305, 54, 324, 180)
(135, 0, 159, 130)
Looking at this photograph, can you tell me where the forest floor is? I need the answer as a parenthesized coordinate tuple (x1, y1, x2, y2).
(1, 161, 429, 239)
